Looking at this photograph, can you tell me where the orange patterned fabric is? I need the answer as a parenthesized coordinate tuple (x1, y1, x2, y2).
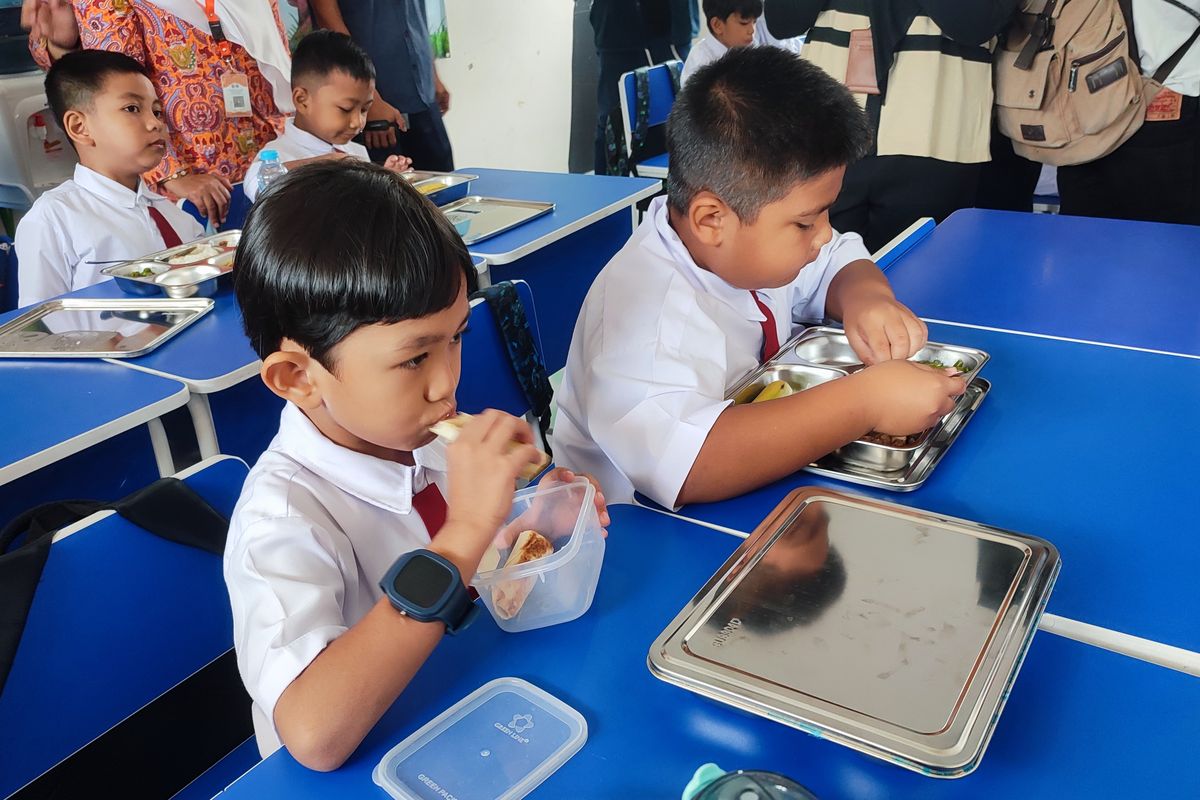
(31, 0, 287, 187)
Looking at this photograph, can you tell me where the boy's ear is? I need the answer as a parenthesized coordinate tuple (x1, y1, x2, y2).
(687, 190, 730, 247)
(61, 109, 93, 149)
(292, 84, 310, 113)
(260, 341, 325, 410)
(710, 15, 726, 36)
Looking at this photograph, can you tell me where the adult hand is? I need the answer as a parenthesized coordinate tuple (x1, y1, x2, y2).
(23, 0, 80, 58)
(434, 75, 450, 114)
(162, 173, 233, 225)
(365, 94, 407, 149)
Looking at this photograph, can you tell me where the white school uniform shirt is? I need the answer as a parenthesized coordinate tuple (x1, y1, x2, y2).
(243, 119, 371, 201)
(681, 35, 728, 84)
(14, 165, 204, 307)
(1132, 0, 1200, 96)
(553, 196, 870, 509)
(224, 403, 450, 756)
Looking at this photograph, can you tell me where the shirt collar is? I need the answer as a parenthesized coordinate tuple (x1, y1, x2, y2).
(645, 195, 766, 321)
(273, 403, 446, 516)
(283, 118, 357, 155)
(73, 164, 162, 210)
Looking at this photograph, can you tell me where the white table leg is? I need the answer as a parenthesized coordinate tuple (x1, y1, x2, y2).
(187, 393, 221, 459)
(145, 417, 176, 477)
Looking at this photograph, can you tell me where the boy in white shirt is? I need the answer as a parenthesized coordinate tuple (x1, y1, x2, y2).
(226, 160, 608, 769)
(555, 47, 966, 509)
(681, 0, 762, 85)
(243, 30, 411, 201)
(15, 50, 204, 307)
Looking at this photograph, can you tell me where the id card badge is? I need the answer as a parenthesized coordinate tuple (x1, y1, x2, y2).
(220, 71, 252, 117)
(1146, 86, 1183, 122)
(845, 29, 881, 95)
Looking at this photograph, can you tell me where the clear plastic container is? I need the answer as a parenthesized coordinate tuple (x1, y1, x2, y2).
(373, 677, 587, 800)
(255, 149, 287, 198)
(471, 477, 605, 633)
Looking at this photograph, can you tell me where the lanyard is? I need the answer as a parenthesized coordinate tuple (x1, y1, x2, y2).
(194, 0, 233, 60)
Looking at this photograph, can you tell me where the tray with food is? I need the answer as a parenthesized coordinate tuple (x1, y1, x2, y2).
(102, 230, 242, 298)
(774, 326, 989, 384)
(400, 170, 479, 206)
(649, 485, 1059, 777)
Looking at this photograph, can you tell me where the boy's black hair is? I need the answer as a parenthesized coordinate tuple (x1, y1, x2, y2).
(291, 29, 376, 87)
(667, 46, 871, 223)
(234, 160, 476, 371)
(45, 49, 149, 136)
(702, 0, 763, 30)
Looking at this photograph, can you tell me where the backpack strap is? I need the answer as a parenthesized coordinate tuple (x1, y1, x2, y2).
(1150, 0, 1200, 84)
(0, 478, 229, 699)
(603, 108, 631, 176)
(1015, 0, 1060, 70)
(472, 283, 555, 451)
(630, 66, 652, 163)
(666, 60, 682, 95)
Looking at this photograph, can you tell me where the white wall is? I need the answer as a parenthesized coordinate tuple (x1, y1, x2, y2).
(438, 0, 573, 173)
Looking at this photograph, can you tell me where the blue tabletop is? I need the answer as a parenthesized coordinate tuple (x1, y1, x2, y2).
(887, 209, 1200, 357)
(219, 505, 1200, 799)
(0, 456, 247, 796)
(0, 357, 188, 484)
(458, 168, 660, 265)
(66, 280, 260, 393)
(668, 323, 1200, 652)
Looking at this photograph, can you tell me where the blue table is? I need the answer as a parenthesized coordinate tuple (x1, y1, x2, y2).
(886, 209, 1200, 358)
(460, 168, 661, 370)
(217, 505, 1200, 799)
(0, 456, 248, 797)
(661, 322, 1200, 653)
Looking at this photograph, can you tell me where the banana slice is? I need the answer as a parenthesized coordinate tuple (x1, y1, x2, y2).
(751, 379, 795, 404)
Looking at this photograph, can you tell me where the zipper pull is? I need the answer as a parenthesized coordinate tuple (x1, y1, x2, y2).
(1068, 63, 1079, 92)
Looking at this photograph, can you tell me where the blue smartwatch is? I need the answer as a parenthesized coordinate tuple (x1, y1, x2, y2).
(380, 549, 479, 635)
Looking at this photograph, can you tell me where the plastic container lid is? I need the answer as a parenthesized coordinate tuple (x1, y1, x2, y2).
(258, 149, 279, 160)
(373, 677, 587, 800)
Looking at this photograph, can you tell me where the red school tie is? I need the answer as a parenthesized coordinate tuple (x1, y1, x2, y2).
(412, 483, 448, 539)
(147, 204, 183, 248)
(752, 291, 781, 362)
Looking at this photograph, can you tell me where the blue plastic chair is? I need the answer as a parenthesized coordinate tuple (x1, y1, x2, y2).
(181, 182, 252, 232)
(618, 61, 681, 179)
(457, 280, 548, 449)
(0, 235, 17, 312)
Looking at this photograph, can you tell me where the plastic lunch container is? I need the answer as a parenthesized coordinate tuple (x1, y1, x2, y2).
(373, 677, 587, 800)
(470, 477, 605, 633)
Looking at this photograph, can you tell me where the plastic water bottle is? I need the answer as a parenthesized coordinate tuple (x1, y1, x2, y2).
(255, 150, 287, 197)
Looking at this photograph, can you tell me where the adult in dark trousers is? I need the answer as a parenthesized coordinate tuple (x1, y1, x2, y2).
(312, 0, 453, 171)
(1057, 1, 1200, 225)
(765, 0, 1019, 253)
(591, 0, 696, 175)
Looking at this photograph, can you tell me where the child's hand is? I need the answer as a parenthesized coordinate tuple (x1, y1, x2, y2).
(537, 468, 610, 536)
(856, 360, 965, 435)
(383, 154, 413, 173)
(843, 295, 927, 366)
(442, 410, 541, 545)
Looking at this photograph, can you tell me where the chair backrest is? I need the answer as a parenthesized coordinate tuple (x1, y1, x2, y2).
(457, 279, 546, 422)
(181, 182, 252, 233)
(0, 457, 253, 798)
(618, 61, 682, 166)
(0, 235, 16, 312)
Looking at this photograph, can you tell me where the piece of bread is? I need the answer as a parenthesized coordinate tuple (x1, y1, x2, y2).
(429, 413, 551, 481)
(491, 529, 554, 620)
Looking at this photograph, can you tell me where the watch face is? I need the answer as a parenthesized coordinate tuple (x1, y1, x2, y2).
(393, 555, 453, 609)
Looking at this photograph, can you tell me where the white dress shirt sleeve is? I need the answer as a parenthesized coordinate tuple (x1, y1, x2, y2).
(225, 514, 354, 731)
(790, 229, 871, 325)
(14, 203, 73, 307)
(242, 158, 263, 203)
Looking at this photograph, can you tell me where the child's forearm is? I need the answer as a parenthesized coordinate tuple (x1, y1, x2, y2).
(271, 597, 445, 772)
(824, 259, 892, 321)
(677, 372, 876, 505)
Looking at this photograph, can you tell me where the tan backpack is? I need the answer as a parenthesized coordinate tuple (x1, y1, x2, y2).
(994, 0, 1200, 166)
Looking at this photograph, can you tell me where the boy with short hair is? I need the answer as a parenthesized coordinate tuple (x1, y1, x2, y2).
(14, 50, 204, 306)
(555, 47, 965, 509)
(680, 0, 763, 84)
(243, 30, 411, 201)
(226, 160, 607, 769)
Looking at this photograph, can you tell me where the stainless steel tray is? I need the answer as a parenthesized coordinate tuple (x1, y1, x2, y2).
(402, 170, 478, 205)
(0, 298, 214, 358)
(648, 486, 1060, 778)
(776, 326, 990, 384)
(101, 230, 240, 298)
(729, 363, 847, 405)
(440, 196, 555, 245)
(810, 378, 989, 491)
